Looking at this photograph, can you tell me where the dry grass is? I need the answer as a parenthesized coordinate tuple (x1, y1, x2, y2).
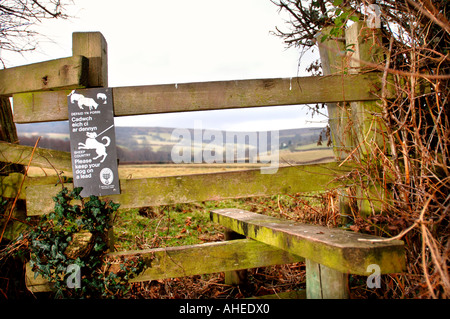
(126, 263, 306, 299)
(270, 0, 449, 298)
(279, 149, 334, 164)
(325, 4, 450, 298)
(25, 148, 334, 179)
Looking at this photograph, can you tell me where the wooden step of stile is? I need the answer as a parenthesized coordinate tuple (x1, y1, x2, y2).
(210, 209, 405, 299)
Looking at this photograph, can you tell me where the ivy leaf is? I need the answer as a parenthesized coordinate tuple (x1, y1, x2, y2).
(33, 240, 50, 251)
(94, 242, 105, 251)
(51, 244, 58, 258)
(92, 207, 100, 217)
(56, 264, 66, 273)
(71, 187, 83, 199)
(56, 252, 66, 260)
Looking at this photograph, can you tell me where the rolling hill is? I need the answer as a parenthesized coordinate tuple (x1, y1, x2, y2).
(15, 122, 331, 163)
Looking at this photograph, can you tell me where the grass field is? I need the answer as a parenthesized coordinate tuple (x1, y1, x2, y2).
(112, 192, 333, 252)
(118, 146, 334, 179)
(26, 148, 334, 178)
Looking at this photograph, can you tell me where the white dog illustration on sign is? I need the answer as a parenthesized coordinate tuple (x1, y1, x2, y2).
(78, 132, 111, 162)
(97, 93, 107, 104)
(69, 90, 99, 111)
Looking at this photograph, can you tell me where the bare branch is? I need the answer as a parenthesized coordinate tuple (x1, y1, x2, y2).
(0, 0, 72, 67)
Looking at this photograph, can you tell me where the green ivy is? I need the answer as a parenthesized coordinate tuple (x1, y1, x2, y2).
(320, 1, 359, 42)
(28, 187, 144, 298)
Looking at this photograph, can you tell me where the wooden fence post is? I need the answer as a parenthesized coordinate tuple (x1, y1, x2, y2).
(345, 21, 384, 155)
(72, 32, 108, 88)
(0, 97, 23, 175)
(224, 229, 247, 286)
(0, 97, 27, 242)
(317, 27, 351, 160)
(319, 22, 386, 219)
(305, 259, 349, 299)
(318, 27, 354, 223)
(345, 22, 385, 217)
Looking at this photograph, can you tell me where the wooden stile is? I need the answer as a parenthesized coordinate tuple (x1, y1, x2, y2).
(1, 27, 408, 299)
(210, 209, 405, 276)
(211, 209, 405, 299)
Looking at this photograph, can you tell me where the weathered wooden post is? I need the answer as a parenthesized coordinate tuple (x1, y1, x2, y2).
(72, 32, 108, 88)
(311, 21, 384, 298)
(319, 22, 386, 219)
(223, 229, 247, 286)
(0, 97, 23, 175)
(345, 22, 384, 146)
(344, 22, 386, 217)
(306, 259, 349, 299)
(317, 27, 350, 160)
(317, 27, 353, 228)
(0, 96, 27, 242)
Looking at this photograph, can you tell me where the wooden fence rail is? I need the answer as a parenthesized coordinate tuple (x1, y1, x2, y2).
(0, 56, 89, 96)
(1, 161, 352, 215)
(27, 238, 304, 293)
(11, 73, 391, 123)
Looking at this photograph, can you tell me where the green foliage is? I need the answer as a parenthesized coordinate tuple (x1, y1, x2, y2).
(28, 187, 143, 298)
(320, 2, 359, 42)
(272, 0, 360, 48)
(115, 203, 225, 251)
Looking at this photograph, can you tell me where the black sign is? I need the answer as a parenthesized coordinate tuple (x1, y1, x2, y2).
(68, 88, 120, 197)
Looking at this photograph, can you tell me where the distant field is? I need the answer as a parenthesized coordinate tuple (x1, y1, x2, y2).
(292, 142, 330, 151)
(26, 148, 335, 178)
(279, 148, 334, 164)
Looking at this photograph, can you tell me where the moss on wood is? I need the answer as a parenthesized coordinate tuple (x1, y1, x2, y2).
(210, 209, 405, 275)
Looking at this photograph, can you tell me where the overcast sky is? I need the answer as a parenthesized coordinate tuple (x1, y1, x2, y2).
(6, 0, 328, 131)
